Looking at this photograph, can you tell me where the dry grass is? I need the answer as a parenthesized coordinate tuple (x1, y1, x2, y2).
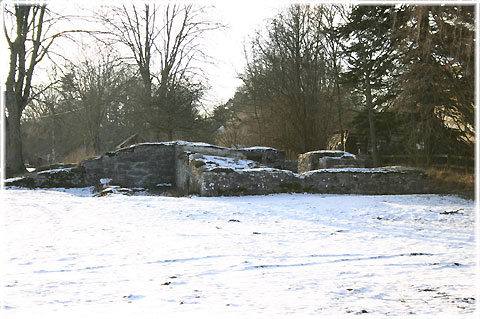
(61, 147, 98, 164)
(426, 168, 475, 199)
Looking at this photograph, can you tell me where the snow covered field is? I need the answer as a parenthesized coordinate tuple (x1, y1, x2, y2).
(2, 188, 477, 318)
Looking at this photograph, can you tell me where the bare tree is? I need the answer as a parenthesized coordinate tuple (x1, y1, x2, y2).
(3, 3, 92, 177)
(317, 5, 349, 150)
(98, 4, 221, 140)
(59, 53, 133, 154)
(239, 4, 338, 153)
(4, 5, 55, 176)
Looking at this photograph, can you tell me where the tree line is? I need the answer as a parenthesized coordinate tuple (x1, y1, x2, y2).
(4, 4, 475, 177)
(215, 5, 474, 164)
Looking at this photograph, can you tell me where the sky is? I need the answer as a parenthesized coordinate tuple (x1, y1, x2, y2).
(201, 1, 288, 105)
(1, 0, 292, 110)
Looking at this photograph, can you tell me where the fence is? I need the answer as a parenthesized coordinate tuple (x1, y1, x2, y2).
(380, 154, 475, 174)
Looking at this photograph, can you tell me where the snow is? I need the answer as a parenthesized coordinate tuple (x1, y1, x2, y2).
(129, 142, 176, 147)
(130, 141, 228, 149)
(303, 150, 355, 158)
(37, 168, 73, 175)
(4, 176, 26, 183)
(241, 146, 277, 151)
(2, 188, 476, 318)
(175, 141, 217, 147)
(99, 178, 112, 185)
(194, 154, 261, 171)
(303, 166, 424, 175)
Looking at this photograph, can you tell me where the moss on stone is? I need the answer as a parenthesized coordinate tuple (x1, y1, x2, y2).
(279, 182, 303, 193)
(217, 186, 248, 196)
(193, 160, 206, 168)
(210, 167, 235, 174)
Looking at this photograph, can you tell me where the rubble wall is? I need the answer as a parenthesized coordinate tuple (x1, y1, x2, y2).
(82, 143, 176, 188)
(198, 169, 300, 196)
(5, 141, 429, 196)
(302, 168, 428, 195)
(4, 167, 88, 188)
(298, 151, 365, 173)
(188, 163, 428, 197)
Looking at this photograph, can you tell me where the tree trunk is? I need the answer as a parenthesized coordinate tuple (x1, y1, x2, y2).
(367, 106, 379, 167)
(92, 134, 101, 155)
(365, 73, 379, 167)
(5, 104, 27, 177)
(5, 5, 46, 177)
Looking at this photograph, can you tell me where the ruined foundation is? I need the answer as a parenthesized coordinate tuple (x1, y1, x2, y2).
(6, 141, 429, 196)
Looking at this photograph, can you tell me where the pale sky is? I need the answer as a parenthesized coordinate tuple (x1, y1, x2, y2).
(203, 1, 287, 105)
(1, 0, 292, 110)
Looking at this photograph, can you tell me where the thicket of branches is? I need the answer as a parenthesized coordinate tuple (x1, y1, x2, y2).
(5, 3, 220, 174)
(215, 4, 475, 162)
(4, 4, 475, 175)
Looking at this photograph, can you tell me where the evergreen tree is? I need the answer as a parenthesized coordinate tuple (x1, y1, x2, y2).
(340, 6, 401, 166)
(394, 5, 475, 159)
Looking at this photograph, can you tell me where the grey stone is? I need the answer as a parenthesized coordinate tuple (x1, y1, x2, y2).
(5, 166, 88, 188)
(5, 141, 430, 196)
(298, 150, 365, 172)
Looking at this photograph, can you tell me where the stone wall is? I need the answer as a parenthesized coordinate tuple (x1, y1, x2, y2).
(187, 167, 428, 197)
(175, 150, 428, 197)
(197, 169, 299, 196)
(5, 167, 88, 188)
(5, 141, 429, 197)
(82, 143, 176, 188)
(298, 150, 365, 173)
(174, 143, 289, 195)
(176, 141, 247, 160)
(302, 168, 428, 195)
(238, 147, 286, 169)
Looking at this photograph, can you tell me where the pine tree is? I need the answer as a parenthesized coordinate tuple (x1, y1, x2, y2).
(394, 5, 475, 159)
(340, 6, 400, 166)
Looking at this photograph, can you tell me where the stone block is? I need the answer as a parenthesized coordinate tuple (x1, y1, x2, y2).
(80, 142, 176, 188)
(302, 167, 428, 194)
(5, 166, 88, 188)
(238, 147, 286, 168)
(6, 142, 430, 196)
(198, 168, 300, 196)
(298, 150, 362, 172)
(318, 157, 365, 169)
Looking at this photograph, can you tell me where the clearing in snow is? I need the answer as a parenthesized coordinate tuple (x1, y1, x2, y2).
(2, 188, 476, 318)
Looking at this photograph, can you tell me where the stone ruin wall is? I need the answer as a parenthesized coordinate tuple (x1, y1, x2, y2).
(79, 142, 289, 195)
(83, 143, 176, 189)
(5, 141, 429, 196)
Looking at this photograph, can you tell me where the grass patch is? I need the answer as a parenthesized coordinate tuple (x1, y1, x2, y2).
(426, 168, 474, 199)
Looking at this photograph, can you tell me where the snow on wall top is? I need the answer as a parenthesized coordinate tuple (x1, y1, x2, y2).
(302, 150, 355, 158)
(303, 166, 425, 176)
(191, 154, 300, 176)
(4, 176, 26, 183)
(175, 141, 218, 147)
(37, 168, 73, 175)
(241, 146, 278, 151)
(124, 142, 176, 147)
(117, 141, 284, 153)
(191, 154, 261, 171)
